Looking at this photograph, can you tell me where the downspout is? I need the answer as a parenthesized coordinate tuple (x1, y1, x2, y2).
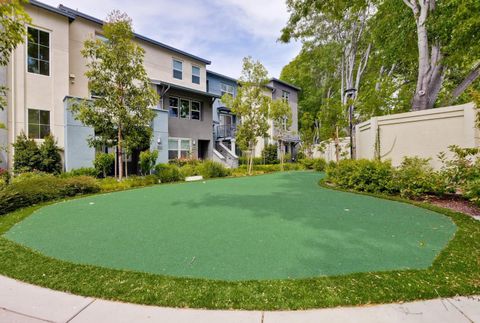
(10, 42, 16, 171)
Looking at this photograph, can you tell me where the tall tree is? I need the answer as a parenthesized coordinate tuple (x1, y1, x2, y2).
(222, 57, 271, 175)
(71, 11, 158, 180)
(270, 98, 292, 170)
(298, 112, 317, 158)
(0, 0, 30, 126)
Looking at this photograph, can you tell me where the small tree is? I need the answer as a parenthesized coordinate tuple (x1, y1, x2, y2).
(270, 98, 292, 171)
(71, 11, 158, 180)
(139, 150, 158, 175)
(299, 112, 317, 158)
(39, 135, 62, 174)
(12, 132, 41, 173)
(262, 144, 278, 164)
(94, 153, 115, 178)
(318, 98, 348, 163)
(222, 57, 271, 175)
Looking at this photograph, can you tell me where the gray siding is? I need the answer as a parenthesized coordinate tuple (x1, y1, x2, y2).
(64, 99, 95, 171)
(269, 81, 299, 134)
(163, 88, 214, 159)
(207, 72, 237, 123)
(151, 109, 169, 164)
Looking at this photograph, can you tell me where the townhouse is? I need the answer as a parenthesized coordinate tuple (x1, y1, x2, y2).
(0, 0, 299, 172)
(206, 71, 300, 165)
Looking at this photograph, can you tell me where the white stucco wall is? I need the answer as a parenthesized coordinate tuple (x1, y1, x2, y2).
(355, 103, 479, 169)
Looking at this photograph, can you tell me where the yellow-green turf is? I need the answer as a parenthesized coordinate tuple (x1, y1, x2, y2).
(4, 171, 456, 281)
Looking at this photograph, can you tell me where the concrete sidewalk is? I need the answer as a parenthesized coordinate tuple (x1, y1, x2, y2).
(0, 275, 478, 323)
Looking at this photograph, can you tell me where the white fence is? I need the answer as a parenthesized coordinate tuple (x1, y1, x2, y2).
(355, 102, 478, 169)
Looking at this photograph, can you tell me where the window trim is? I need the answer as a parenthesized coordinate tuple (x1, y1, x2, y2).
(168, 137, 192, 160)
(168, 96, 202, 121)
(28, 108, 50, 139)
(172, 58, 183, 80)
(220, 83, 234, 96)
(26, 25, 51, 77)
(191, 100, 201, 120)
(168, 97, 180, 118)
(192, 65, 200, 84)
(282, 90, 290, 102)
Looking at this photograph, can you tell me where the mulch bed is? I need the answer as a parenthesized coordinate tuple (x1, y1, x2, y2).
(426, 195, 480, 218)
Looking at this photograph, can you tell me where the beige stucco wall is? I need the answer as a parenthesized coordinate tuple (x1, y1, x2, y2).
(355, 103, 479, 169)
(7, 4, 70, 168)
(68, 17, 208, 99)
(313, 138, 350, 163)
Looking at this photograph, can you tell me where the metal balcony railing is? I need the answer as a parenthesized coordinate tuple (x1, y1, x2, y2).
(215, 124, 236, 140)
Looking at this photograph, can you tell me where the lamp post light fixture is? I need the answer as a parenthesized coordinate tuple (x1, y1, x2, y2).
(344, 88, 357, 160)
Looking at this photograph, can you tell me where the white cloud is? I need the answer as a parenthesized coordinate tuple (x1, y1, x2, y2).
(40, 0, 300, 77)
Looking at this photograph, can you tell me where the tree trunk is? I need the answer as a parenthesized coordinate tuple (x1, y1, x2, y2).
(334, 126, 340, 163)
(247, 140, 254, 175)
(449, 62, 480, 104)
(118, 127, 123, 180)
(279, 140, 284, 171)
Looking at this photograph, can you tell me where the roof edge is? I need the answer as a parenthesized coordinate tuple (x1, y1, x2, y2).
(269, 77, 301, 91)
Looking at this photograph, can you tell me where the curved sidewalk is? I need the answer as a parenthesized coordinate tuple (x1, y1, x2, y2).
(0, 275, 478, 323)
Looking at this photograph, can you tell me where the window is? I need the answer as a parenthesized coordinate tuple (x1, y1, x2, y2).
(192, 66, 200, 84)
(191, 101, 201, 120)
(173, 59, 183, 79)
(220, 83, 234, 96)
(282, 90, 290, 102)
(180, 99, 190, 119)
(169, 97, 179, 117)
(168, 138, 191, 160)
(219, 114, 232, 126)
(27, 27, 50, 76)
(28, 109, 50, 139)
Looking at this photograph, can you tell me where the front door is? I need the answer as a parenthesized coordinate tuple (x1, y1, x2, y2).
(198, 140, 210, 160)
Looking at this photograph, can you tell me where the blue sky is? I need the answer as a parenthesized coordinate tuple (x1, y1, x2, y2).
(42, 0, 301, 79)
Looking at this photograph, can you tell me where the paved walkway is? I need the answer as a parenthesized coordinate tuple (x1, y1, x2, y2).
(0, 275, 478, 323)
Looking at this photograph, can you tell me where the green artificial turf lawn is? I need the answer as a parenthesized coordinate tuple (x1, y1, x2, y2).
(5, 171, 455, 281)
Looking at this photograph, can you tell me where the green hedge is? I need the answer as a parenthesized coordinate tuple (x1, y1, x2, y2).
(299, 158, 327, 172)
(155, 164, 184, 183)
(0, 175, 100, 216)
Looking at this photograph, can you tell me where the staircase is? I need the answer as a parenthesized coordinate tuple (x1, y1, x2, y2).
(213, 141, 238, 168)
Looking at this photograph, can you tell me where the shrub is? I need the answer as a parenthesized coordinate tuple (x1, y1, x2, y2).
(300, 158, 327, 172)
(12, 132, 41, 173)
(61, 167, 99, 178)
(12, 171, 54, 183)
(394, 157, 445, 198)
(0, 175, 100, 215)
(262, 144, 279, 164)
(169, 158, 200, 167)
(439, 145, 480, 190)
(98, 175, 158, 192)
(139, 150, 158, 175)
(38, 135, 63, 174)
(463, 179, 480, 206)
(94, 153, 115, 178)
(239, 156, 267, 166)
(326, 159, 396, 194)
(0, 168, 9, 188)
(197, 160, 231, 179)
(155, 163, 183, 183)
(180, 164, 200, 178)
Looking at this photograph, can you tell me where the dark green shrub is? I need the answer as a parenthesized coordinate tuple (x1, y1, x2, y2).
(0, 168, 10, 188)
(463, 179, 480, 206)
(394, 157, 445, 198)
(155, 163, 183, 183)
(61, 167, 99, 178)
(139, 150, 158, 175)
(169, 158, 200, 167)
(12, 132, 41, 173)
(262, 144, 279, 164)
(197, 160, 231, 179)
(38, 135, 63, 174)
(300, 158, 327, 171)
(326, 159, 396, 194)
(94, 153, 115, 178)
(0, 175, 100, 215)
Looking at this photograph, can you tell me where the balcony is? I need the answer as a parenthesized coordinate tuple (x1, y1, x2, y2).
(215, 124, 236, 140)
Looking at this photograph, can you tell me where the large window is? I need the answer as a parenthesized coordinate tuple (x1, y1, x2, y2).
(192, 66, 200, 84)
(191, 101, 201, 120)
(28, 109, 50, 139)
(27, 27, 50, 76)
(169, 97, 179, 117)
(173, 59, 183, 79)
(180, 99, 190, 119)
(220, 83, 234, 96)
(168, 138, 191, 160)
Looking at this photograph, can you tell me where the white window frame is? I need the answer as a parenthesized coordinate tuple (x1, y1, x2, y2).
(168, 137, 192, 160)
(192, 65, 200, 84)
(173, 59, 183, 80)
(26, 25, 51, 77)
(191, 100, 201, 120)
(220, 83, 234, 96)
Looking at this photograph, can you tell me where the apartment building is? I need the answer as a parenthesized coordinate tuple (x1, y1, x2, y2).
(206, 71, 300, 165)
(1, 0, 218, 171)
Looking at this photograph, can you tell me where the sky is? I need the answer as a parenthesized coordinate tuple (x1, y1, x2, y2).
(41, 0, 302, 79)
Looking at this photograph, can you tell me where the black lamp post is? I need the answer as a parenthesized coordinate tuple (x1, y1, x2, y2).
(344, 88, 357, 159)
